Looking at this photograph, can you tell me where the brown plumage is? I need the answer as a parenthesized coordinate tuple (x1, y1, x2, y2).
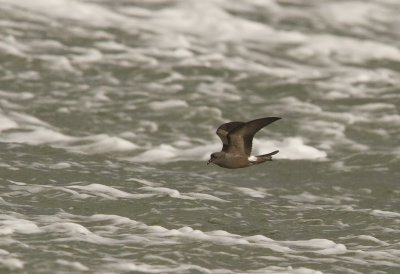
(207, 117, 281, 169)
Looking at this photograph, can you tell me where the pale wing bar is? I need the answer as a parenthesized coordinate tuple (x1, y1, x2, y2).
(216, 121, 245, 151)
(226, 117, 281, 156)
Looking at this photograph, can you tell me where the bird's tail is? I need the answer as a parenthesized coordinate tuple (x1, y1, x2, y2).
(255, 150, 279, 162)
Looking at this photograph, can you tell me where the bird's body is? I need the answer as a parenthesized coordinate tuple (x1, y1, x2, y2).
(207, 117, 281, 169)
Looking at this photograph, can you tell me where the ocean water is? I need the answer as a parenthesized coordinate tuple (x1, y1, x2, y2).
(0, 0, 399, 273)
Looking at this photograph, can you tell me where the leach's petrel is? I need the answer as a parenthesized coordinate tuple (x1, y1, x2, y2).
(207, 117, 281, 169)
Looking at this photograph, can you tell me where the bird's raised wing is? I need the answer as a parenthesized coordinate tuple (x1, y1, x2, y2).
(216, 121, 245, 151)
(226, 117, 281, 156)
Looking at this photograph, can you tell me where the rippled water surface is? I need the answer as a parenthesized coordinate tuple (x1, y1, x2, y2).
(0, 0, 399, 273)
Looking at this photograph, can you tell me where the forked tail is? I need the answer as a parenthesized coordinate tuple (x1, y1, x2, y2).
(256, 150, 279, 161)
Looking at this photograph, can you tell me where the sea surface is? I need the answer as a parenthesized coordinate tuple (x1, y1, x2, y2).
(0, 0, 399, 273)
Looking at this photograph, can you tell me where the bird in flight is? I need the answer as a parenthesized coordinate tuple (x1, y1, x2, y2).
(207, 117, 281, 169)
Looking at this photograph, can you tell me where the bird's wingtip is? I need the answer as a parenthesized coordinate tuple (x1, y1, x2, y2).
(269, 150, 279, 156)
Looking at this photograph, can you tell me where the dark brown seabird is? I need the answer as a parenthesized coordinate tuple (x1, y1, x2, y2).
(207, 117, 281, 169)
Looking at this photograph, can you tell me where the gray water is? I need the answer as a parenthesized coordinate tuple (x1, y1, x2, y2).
(0, 0, 399, 273)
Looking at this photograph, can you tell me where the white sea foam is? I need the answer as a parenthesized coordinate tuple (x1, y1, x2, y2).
(0, 111, 138, 154)
(9, 111, 50, 127)
(284, 239, 347, 255)
(71, 48, 103, 64)
(289, 34, 400, 64)
(248, 266, 323, 274)
(147, 0, 305, 44)
(235, 187, 268, 198)
(282, 192, 342, 205)
(69, 135, 138, 154)
(254, 137, 327, 160)
(42, 222, 92, 235)
(37, 55, 76, 73)
(129, 142, 220, 163)
(276, 97, 322, 115)
(148, 99, 188, 110)
(319, 69, 400, 101)
(139, 186, 181, 198)
(0, 216, 41, 235)
(56, 259, 89, 271)
(29, 39, 65, 50)
(0, 257, 24, 271)
(370, 210, 400, 218)
(63, 183, 227, 202)
(352, 103, 396, 112)
(0, 249, 9, 256)
(41, 222, 118, 245)
(0, 127, 73, 145)
(0, 35, 26, 57)
(130, 144, 177, 162)
(197, 82, 242, 102)
(55, 187, 93, 199)
(181, 192, 227, 202)
(268, 96, 373, 153)
(128, 178, 160, 187)
(49, 162, 71, 169)
(0, 90, 34, 100)
(356, 235, 388, 245)
(90, 214, 138, 226)
(144, 223, 347, 255)
(0, 115, 18, 132)
(95, 40, 128, 51)
(105, 261, 212, 274)
(149, 225, 251, 245)
(67, 184, 154, 200)
(140, 186, 227, 202)
(1, 211, 350, 272)
(0, 0, 128, 27)
(320, 1, 393, 27)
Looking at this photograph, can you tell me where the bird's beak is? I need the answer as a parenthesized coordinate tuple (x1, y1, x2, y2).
(207, 159, 211, 165)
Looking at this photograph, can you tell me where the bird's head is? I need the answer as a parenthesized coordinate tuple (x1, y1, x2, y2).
(207, 152, 225, 165)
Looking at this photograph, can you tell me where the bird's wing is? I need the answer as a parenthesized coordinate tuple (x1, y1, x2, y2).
(226, 117, 281, 156)
(216, 121, 245, 151)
